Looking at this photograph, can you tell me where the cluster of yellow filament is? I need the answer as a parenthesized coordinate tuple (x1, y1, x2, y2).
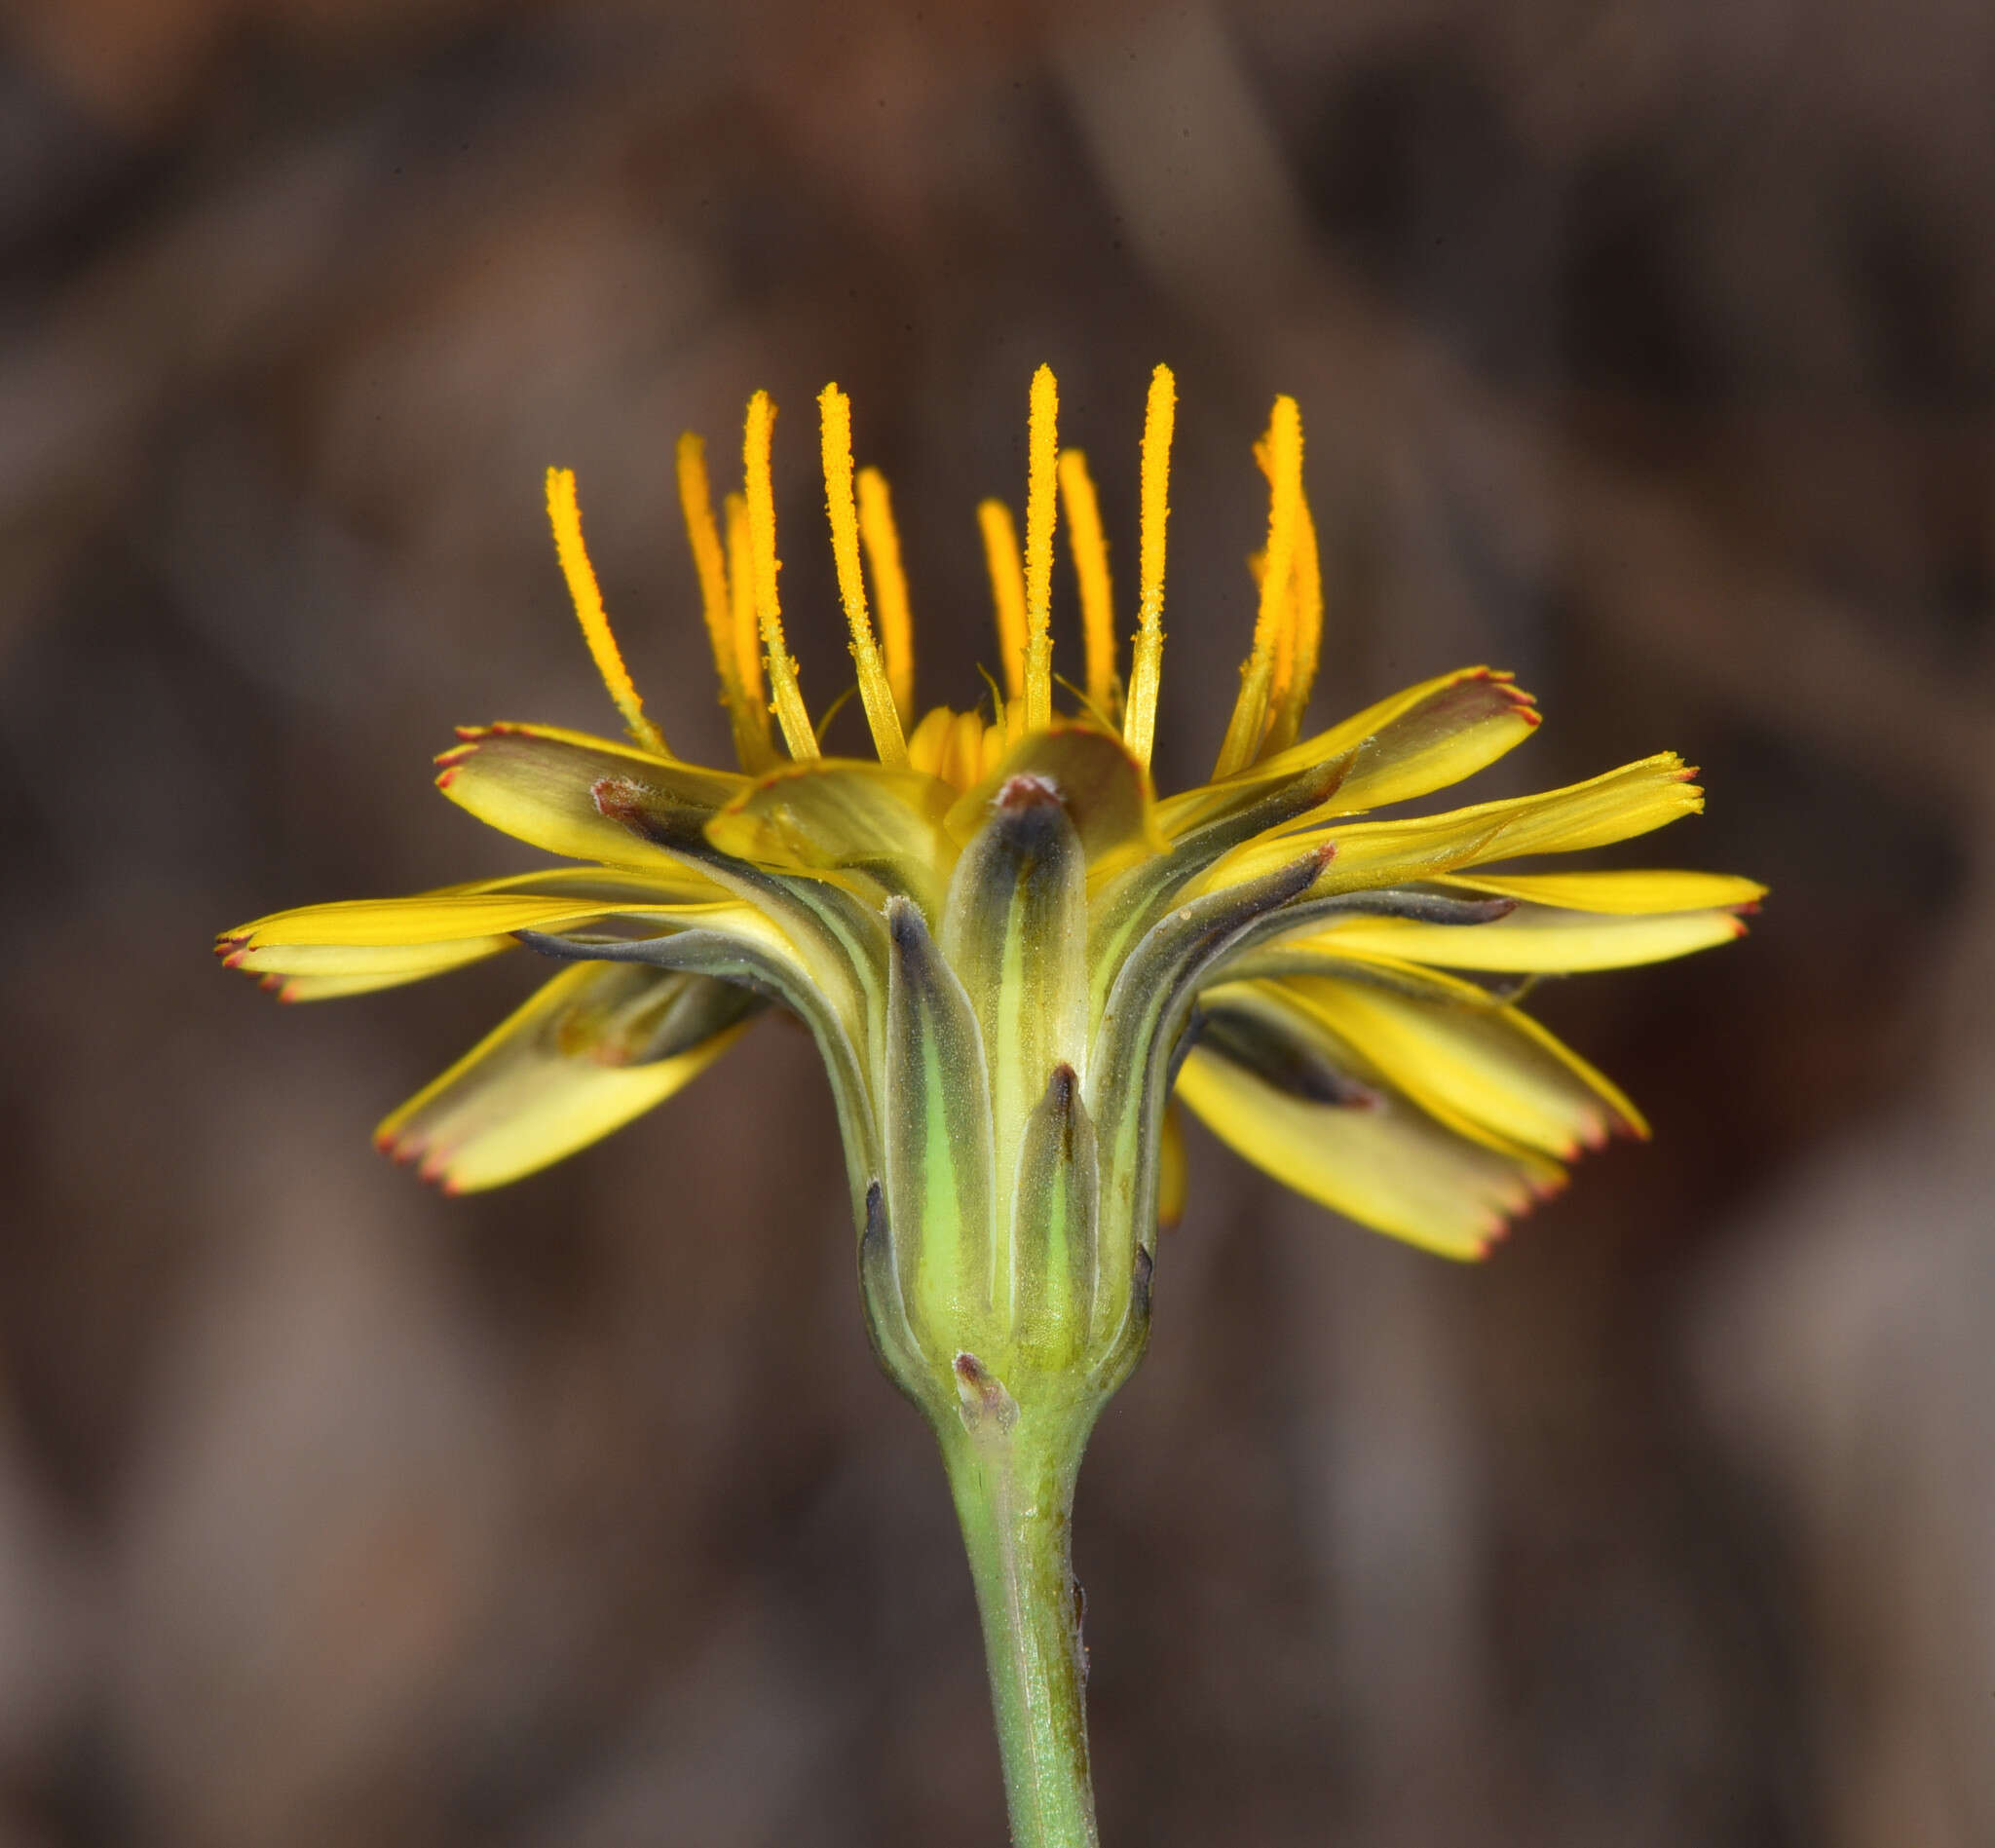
(541, 363, 1324, 786)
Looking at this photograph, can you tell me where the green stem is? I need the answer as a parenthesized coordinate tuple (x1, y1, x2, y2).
(940, 1405, 1100, 1848)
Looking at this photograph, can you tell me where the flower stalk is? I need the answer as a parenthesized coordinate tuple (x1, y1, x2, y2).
(941, 1382, 1100, 1848)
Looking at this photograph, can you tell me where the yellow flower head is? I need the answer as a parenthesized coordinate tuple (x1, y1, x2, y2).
(220, 365, 1761, 1418)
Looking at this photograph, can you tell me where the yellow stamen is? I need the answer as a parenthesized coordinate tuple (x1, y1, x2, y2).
(818, 386, 908, 768)
(1022, 363, 1059, 731)
(1261, 494, 1322, 759)
(1122, 363, 1175, 767)
(857, 467, 915, 722)
(723, 491, 764, 721)
(675, 433, 773, 771)
(1213, 394, 1303, 779)
(1058, 448, 1117, 717)
(544, 467, 668, 755)
(742, 391, 817, 760)
(977, 499, 1029, 705)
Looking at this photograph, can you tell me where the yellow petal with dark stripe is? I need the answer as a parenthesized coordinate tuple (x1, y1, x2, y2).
(1297, 902, 1748, 972)
(222, 883, 726, 952)
(1261, 972, 1644, 1157)
(1177, 1019, 1560, 1259)
(435, 724, 743, 867)
(1162, 666, 1536, 838)
(218, 870, 737, 997)
(1437, 869, 1766, 914)
(254, 951, 512, 1003)
(375, 962, 757, 1192)
(1211, 753, 1702, 894)
(227, 935, 516, 990)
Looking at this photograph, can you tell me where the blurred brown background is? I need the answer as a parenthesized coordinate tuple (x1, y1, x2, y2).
(2, 1, 1992, 1843)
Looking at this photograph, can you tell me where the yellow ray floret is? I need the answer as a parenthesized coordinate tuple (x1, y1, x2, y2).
(545, 468, 668, 755)
(1176, 1037, 1555, 1261)
(818, 385, 909, 767)
(977, 498, 1029, 707)
(675, 433, 772, 771)
(1022, 363, 1060, 732)
(857, 466, 915, 721)
(742, 391, 818, 760)
(1122, 363, 1176, 767)
(375, 963, 752, 1193)
(1439, 869, 1767, 913)
(1307, 901, 1750, 973)
(1058, 448, 1117, 717)
(1272, 970, 1645, 1155)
